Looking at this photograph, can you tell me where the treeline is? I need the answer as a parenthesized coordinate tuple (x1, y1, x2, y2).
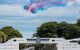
(33, 19, 80, 39)
(0, 26, 22, 43)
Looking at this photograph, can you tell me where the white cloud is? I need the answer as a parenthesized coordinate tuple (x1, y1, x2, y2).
(0, 4, 79, 17)
(35, 6, 79, 17)
(0, 5, 33, 16)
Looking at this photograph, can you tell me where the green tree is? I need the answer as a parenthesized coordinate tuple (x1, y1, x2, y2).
(0, 31, 7, 43)
(0, 26, 24, 49)
(1, 26, 23, 40)
(34, 21, 80, 39)
(33, 22, 58, 38)
(57, 23, 79, 39)
(57, 21, 68, 37)
(77, 19, 80, 26)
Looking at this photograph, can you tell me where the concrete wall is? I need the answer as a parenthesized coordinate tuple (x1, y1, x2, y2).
(57, 43, 80, 50)
(0, 38, 80, 50)
(0, 43, 19, 50)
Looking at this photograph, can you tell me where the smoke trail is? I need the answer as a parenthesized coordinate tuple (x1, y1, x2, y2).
(24, 0, 80, 14)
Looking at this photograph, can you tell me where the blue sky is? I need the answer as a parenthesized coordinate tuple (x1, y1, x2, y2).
(0, 0, 80, 38)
